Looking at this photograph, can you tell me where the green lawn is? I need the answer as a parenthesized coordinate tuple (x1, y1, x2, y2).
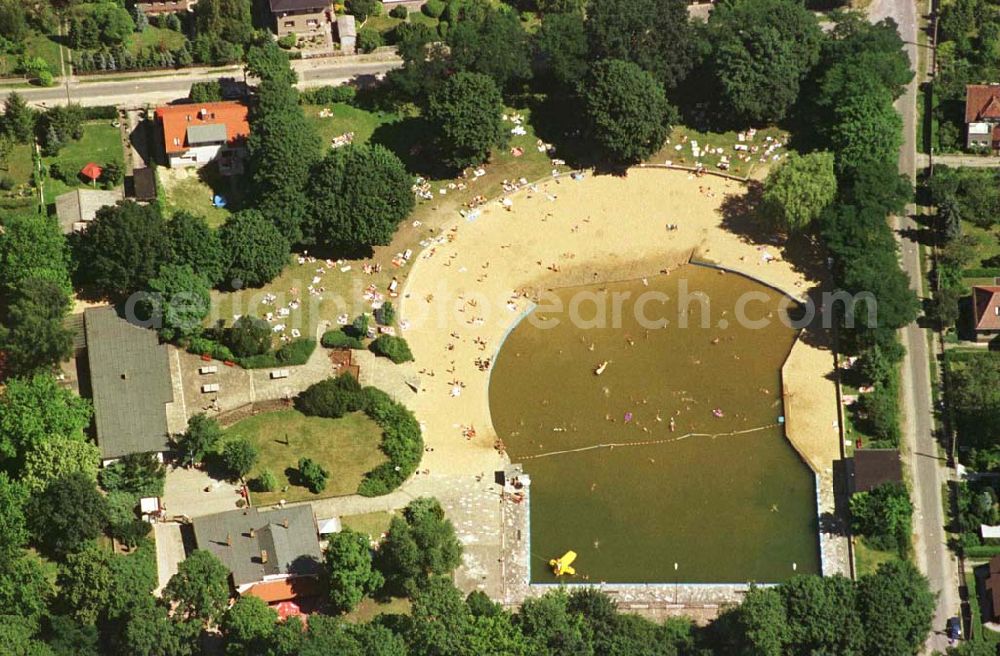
(128, 26, 186, 57)
(41, 120, 123, 202)
(303, 103, 402, 148)
(649, 126, 790, 180)
(853, 537, 901, 577)
(223, 409, 386, 505)
(960, 219, 1000, 271)
(344, 597, 412, 623)
(967, 569, 1000, 644)
(341, 510, 396, 540)
(1, 143, 38, 209)
(0, 30, 63, 79)
(159, 164, 242, 228)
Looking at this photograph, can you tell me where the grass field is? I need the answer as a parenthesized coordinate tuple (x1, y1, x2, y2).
(341, 510, 395, 540)
(0, 30, 63, 80)
(649, 126, 790, 180)
(223, 409, 386, 505)
(1, 143, 38, 208)
(344, 596, 412, 623)
(41, 120, 123, 202)
(159, 164, 243, 228)
(853, 537, 901, 577)
(129, 26, 186, 57)
(961, 220, 1000, 271)
(303, 103, 402, 147)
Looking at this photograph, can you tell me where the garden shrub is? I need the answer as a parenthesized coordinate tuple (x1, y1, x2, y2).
(321, 329, 364, 349)
(370, 335, 413, 364)
(374, 301, 395, 326)
(187, 336, 235, 363)
(849, 481, 912, 556)
(295, 373, 366, 419)
(226, 316, 272, 357)
(298, 457, 329, 493)
(357, 387, 423, 496)
(254, 469, 278, 492)
(99, 453, 166, 498)
(276, 338, 316, 364)
(390, 4, 409, 18)
(348, 314, 370, 338)
(357, 26, 384, 53)
(277, 33, 297, 49)
(422, 0, 445, 18)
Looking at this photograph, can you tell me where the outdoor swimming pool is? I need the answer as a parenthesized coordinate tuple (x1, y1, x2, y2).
(488, 265, 820, 583)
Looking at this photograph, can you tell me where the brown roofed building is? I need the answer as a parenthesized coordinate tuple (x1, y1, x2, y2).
(850, 448, 902, 494)
(155, 101, 249, 174)
(966, 84, 1000, 151)
(136, 0, 197, 14)
(269, 0, 332, 42)
(985, 555, 1000, 622)
(54, 188, 123, 234)
(973, 285, 1000, 342)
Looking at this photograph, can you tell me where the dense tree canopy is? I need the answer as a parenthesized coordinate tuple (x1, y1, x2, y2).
(21, 435, 100, 493)
(218, 210, 290, 288)
(447, 5, 533, 91)
(586, 0, 695, 91)
(0, 212, 71, 294)
(709, 0, 822, 124)
(143, 264, 211, 341)
(174, 413, 223, 467)
(163, 549, 230, 622)
(761, 151, 837, 232)
(850, 481, 913, 554)
(0, 373, 92, 465)
(306, 144, 415, 249)
(27, 471, 109, 557)
(246, 80, 320, 244)
(427, 72, 507, 170)
(581, 59, 675, 164)
(0, 277, 75, 376)
(166, 211, 225, 286)
(534, 11, 589, 90)
(377, 497, 462, 596)
(73, 201, 171, 299)
(325, 528, 384, 613)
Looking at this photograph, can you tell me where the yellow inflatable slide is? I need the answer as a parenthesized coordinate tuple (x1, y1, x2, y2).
(550, 551, 577, 576)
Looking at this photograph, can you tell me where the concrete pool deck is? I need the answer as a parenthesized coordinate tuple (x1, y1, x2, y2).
(386, 167, 849, 601)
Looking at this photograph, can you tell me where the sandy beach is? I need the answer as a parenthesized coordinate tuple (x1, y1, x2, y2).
(398, 168, 839, 487)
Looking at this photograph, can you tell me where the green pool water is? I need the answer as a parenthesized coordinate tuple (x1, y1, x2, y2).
(489, 265, 820, 584)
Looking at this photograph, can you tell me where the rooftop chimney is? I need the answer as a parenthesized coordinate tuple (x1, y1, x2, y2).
(282, 519, 289, 529)
(260, 549, 269, 564)
(226, 532, 232, 546)
(248, 527, 255, 538)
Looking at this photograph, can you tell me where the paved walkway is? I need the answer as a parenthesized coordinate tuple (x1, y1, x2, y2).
(918, 153, 1000, 168)
(152, 522, 185, 596)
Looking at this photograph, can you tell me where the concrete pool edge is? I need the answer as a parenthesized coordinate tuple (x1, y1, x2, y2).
(395, 167, 850, 604)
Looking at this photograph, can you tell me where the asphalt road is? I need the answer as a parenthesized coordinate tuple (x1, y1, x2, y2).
(868, 0, 960, 651)
(0, 57, 402, 108)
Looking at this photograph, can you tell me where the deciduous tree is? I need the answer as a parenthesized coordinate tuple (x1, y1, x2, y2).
(0, 373, 92, 464)
(164, 549, 231, 622)
(21, 435, 100, 493)
(222, 438, 258, 481)
(0, 277, 74, 376)
(324, 528, 384, 613)
(166, 211, 225, 286)
(377, 497, 462, 596)
(581, 59, 675, 164)
(218, 210, 290, 288)
(585, 0, 695, 91)
(27, 471, 109, 557)
(306, 144, 415, 249)
(427, 72, 507, 170)
(73, 201, 171, 299)
(174, 413, 223, 467)
(761, 152, 837, 232)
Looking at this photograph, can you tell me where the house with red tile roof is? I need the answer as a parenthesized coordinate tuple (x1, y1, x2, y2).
(155, 101, 250, 174)
(966, 84, 1000, 152)
(973, 284, 1000, 342)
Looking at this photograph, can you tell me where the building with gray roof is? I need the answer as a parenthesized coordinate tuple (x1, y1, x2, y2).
(191, 506, 322, 594)
(54, 188, 123, 234)
(84, 307, 174, 462)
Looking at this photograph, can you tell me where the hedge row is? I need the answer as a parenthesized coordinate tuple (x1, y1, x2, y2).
(300, 85, 357, 105)
(321, 329, 364, 349)
(963, 268, 1000, 279)
(295, 375, 423, 497)
(964, 545, 1000, 559)
(186, 337, 316, 369)
(944, 350, 1000, 365)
